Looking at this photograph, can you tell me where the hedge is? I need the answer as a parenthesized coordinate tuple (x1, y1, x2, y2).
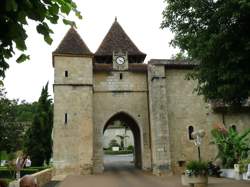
(104, 150, 133, 155)
(0, 166, 49, 179)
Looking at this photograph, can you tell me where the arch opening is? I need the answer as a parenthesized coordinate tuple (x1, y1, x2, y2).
(103, 112, 142, 170)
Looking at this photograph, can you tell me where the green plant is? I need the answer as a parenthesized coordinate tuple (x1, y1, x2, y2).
(25, 83, 53, 166)
(6, 152, 16, 179)
(104, 150, 133, 155)
(211, 125, 250, 168)
(127, 145, 134, 151)
(0, 151, 8, 160)
(186, 160, 208, 176)
(239, 159, 250, 174)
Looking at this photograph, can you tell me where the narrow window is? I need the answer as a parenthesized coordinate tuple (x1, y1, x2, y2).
(64, 113, 68, 124)
(65, 71, 68, 77)
(120, 73, 123, 80)
(188, 126, 194, 140)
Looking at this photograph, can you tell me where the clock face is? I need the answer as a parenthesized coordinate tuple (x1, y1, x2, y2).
(116, 56, 125, 65)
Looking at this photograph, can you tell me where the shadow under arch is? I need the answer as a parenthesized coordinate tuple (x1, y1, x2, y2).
(103, 112, 142, 169)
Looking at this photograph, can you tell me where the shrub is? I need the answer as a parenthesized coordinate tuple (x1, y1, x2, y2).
(186, 160, 208, 176)
(211, 124, 250, 168)
(239, 158, 250, 174)
(0, 151, 8, 161)
(127, 145, 134, 151)
(104, 150, 133, 155)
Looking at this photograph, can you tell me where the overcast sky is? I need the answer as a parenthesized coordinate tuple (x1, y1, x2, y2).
(4, 0, 178, 103)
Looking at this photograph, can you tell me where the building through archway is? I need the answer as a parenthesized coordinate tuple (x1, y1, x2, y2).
(103, 112, 141, 170)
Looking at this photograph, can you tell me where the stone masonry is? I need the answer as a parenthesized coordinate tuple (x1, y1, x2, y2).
(52, 20, 250, 177)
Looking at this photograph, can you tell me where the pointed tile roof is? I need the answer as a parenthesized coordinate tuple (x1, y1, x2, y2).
(95, 19, 146, 63)
(53, 27, 93, 56)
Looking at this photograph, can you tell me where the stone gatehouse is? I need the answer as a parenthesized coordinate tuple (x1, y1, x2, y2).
(52, 19, 250, 176)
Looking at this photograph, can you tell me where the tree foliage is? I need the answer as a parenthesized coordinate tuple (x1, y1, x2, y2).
(0, 0, 82, 79)
(162, 0, 250, 105)
(25, 83, 53, 166)
(0, 87, 24, 153)
(116, 135, 129, 150)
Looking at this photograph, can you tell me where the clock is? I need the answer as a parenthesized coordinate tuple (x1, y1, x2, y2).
(113, 52, 128, 70)
(116, 56, 125, 65)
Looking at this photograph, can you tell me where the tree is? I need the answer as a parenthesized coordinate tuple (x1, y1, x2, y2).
(116, 135, 129, 150)
(25, 83, 53, 166)
(171, 51, 190, 61)
(0, 87, 24, 153)
(162, 0, 250, 105)
(0, 0, 82, 80)
(15, 100, 38, 123)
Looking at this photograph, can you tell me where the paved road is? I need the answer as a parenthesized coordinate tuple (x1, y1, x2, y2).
(44, 154, 250, 187)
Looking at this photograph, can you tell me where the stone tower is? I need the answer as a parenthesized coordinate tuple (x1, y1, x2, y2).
(52, 28, 94, 176)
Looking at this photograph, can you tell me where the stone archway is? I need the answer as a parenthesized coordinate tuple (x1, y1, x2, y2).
(103, 112, 142, 169)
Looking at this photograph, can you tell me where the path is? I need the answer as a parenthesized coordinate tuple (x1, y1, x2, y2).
(44, 154, 250, 187)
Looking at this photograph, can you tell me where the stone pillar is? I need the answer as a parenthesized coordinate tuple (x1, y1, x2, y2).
(148, 64, 172, 175)
(92, 126, 104, 174)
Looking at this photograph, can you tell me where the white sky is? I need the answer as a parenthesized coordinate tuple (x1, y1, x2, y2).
(4, 0, 178, 103)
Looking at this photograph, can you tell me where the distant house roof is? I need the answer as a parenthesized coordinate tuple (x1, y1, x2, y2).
(94, 19, 146, 63)
(53, 27, 93, 56)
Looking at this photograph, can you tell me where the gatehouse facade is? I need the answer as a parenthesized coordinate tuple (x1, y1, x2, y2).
(52, 19, 250, 176)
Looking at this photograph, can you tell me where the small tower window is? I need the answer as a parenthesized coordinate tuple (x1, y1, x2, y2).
(120, 73, 123, 80)
(65, 71, 68, 77)
(188, 126, 194, 140)
(64, 113, 68, 124)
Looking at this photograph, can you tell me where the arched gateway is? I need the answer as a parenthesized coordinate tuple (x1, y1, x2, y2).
(52, 19, 248, 178)
(103, 112, 142, 169)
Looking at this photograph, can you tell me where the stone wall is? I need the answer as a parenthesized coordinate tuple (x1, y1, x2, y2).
(164, 68, 250, 173)
(53, 56, 93, 176)
(52, 56, 250, 176)
(54, 56, 92, 85)
(92, 71, 152, 173)
(148, 64, 171, 175)
(9, 168, 53, 187)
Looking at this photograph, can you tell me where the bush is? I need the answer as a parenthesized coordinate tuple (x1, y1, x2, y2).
(239, 158, 250, 173)
(0, 166, 49, 179)
(186, 160, 208, 176)
(0, 151, 8, 161)
(104, 150, 133, 155)
(211, 125, 250, 168)
(127, 145, 134, 151)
